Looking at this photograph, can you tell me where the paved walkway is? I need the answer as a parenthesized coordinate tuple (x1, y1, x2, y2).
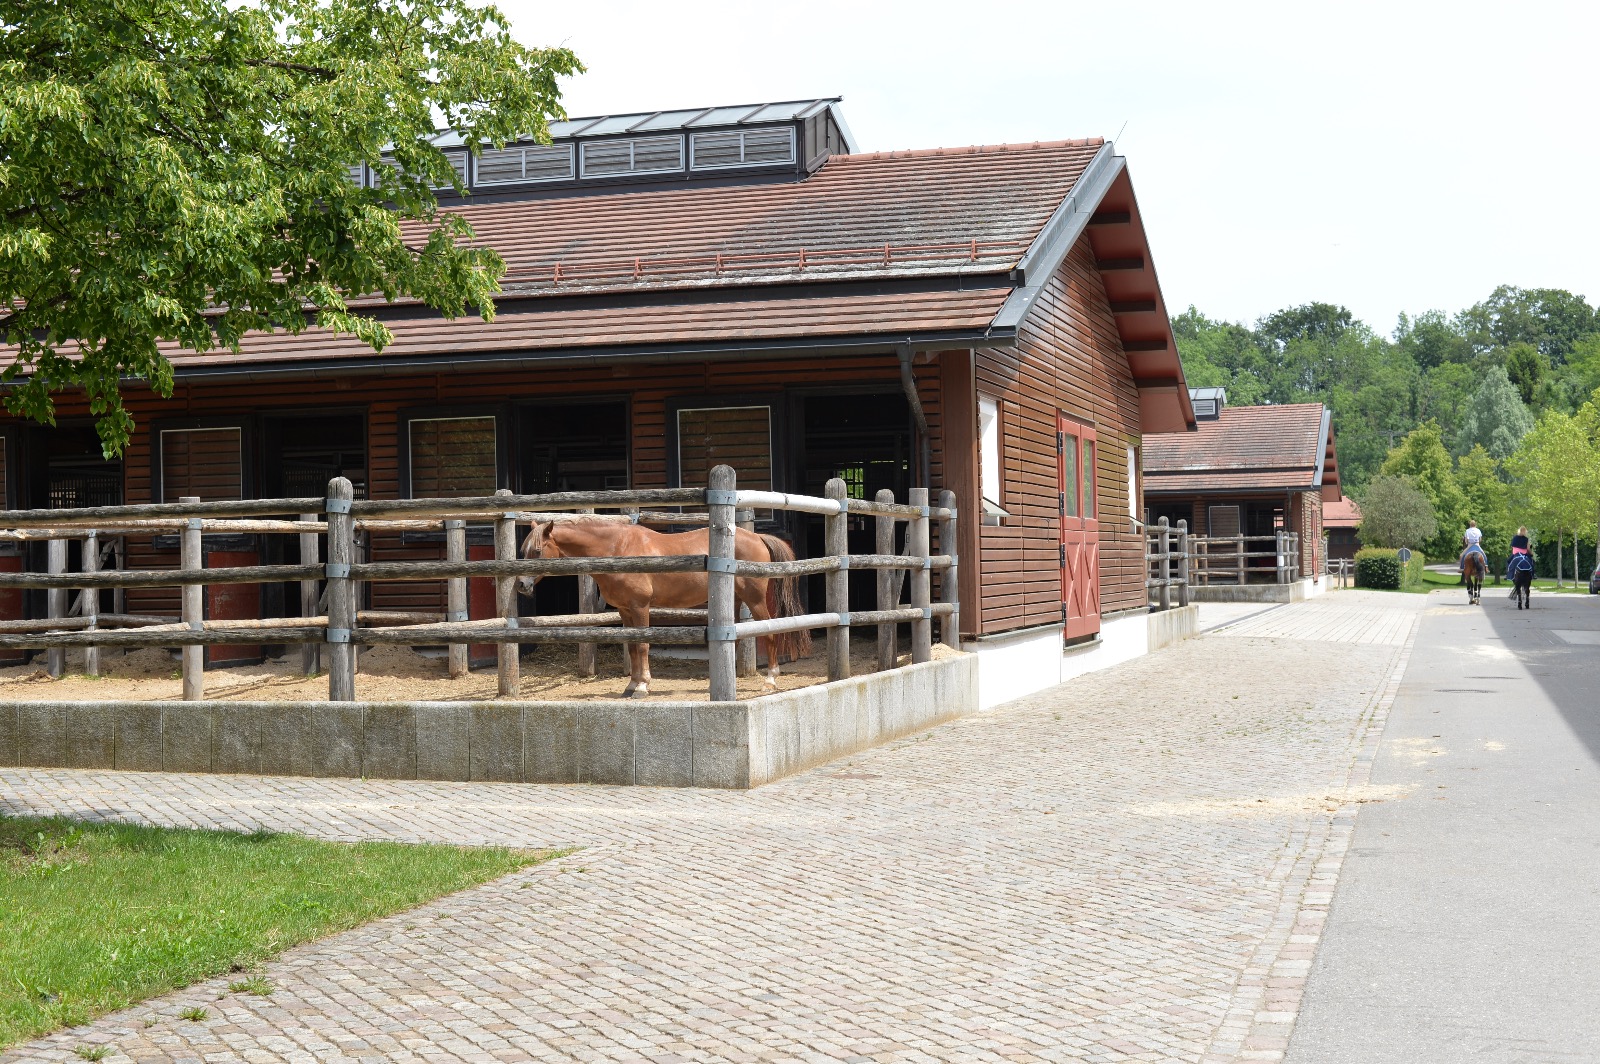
(2, 591, 1425, 1064)
(1287, 589, 1600, 1062)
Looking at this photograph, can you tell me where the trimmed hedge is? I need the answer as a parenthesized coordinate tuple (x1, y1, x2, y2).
(1355, 547, 1427, 590)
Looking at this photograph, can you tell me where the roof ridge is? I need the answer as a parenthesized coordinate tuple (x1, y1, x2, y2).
(835, 138, 1105, 163)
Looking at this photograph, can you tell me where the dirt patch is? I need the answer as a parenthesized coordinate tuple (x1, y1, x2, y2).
(1129, 784, 1411, 819)
(0, 639, 960, 703)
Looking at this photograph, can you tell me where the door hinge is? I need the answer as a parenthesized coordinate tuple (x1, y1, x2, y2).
(1059, 543, 1067, 568)
(1056, 431, 1064, 454)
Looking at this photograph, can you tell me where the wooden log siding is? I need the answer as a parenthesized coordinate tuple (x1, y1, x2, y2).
(972, 236, 1144, 635)
(17, 353, 942, 619)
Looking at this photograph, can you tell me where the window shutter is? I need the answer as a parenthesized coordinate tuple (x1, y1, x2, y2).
(409, 417, 497, 497)
(676, 407, 773, 492)
(162, 428, 243, 502)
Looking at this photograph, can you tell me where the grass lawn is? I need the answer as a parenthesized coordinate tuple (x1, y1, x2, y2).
(0, 814, 554, 1050)
(1402, 569, 1592, 595)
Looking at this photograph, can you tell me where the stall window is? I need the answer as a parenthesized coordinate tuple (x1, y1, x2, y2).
(161, 427, 243, 502)
(407, 416, 498, 498)
(1128, 443, 1140, 520)
(676, 406, 773, 492)
(978, 396, 1009, 524)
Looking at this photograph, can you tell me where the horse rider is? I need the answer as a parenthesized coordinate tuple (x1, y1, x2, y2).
(1507, 525, 1535, 593)
(1460, 519, 1487, 574)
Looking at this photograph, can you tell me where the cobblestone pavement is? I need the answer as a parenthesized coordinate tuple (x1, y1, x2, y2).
(2, 591, 1425, 1064)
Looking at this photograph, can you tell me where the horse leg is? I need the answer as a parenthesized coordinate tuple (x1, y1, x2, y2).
(739, 581, 780, 691)
(619, 606, 651, 697)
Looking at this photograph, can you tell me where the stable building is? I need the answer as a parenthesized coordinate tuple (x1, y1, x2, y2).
(1142, 389, 1340, 583)
(0, 98, 1196, 707)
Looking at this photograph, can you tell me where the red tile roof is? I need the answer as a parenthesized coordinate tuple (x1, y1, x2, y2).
(163, 287, 1014, 368)
(1143, 403, 1329, 495)
(1323, 497, 1361, 528)
(440, 141, 1106, 300)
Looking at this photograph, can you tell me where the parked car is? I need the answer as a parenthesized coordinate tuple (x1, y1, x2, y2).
(1590, 565, 1600, 594)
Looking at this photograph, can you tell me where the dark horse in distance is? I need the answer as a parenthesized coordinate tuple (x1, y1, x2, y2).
(1509, 551, 1535, 610)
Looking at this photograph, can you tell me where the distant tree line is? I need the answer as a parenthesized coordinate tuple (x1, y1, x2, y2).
(1174, 286, 1600, 582)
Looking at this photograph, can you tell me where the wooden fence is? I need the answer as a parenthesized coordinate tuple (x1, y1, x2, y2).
(0, 466, 958, 703)
(1145, 517, 1190, 611)
(1189, 532, 1302, 586)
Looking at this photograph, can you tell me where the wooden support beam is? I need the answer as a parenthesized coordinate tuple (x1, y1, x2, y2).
(1095, 257, 1146, 271)
(1088, 211, 1131, 226)
(1123, 339, 1170, 352)
(1110, 300, 1157, 314)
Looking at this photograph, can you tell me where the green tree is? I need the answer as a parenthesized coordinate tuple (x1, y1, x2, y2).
(1, 0, 581, 453)
(1171, 306, 1270, 405)
(1380, 421, 1469, 559)
(1395, 309, 1473, 370)
(1502, 342, 1551, 407)
(1455, 445, 1512, 560)
(1355, 475, 1437, 550)
(1457, 365, 1535, 459)
(1457, 285, 1598, 365)
(1506, 409, 1599, 585)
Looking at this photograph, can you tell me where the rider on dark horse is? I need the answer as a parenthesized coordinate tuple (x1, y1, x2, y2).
(1507, 525, 1535, 596)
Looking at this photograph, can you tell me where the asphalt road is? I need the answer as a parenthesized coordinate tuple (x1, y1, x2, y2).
(1287, 585, 1600, 1063)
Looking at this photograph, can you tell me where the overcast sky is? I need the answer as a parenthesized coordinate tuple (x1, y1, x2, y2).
(501, 0, 1597, 336)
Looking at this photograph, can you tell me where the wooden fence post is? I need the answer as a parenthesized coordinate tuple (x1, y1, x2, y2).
(179, 499, 203, 699)
(445, 519, 468, 678)
(875, 488, 896, 672)
(938, 488, 960, 650)
(736, 508, 758, 678)
(1275, 530, 1287, 584)
(824, 478, 851, 681)
(1176, 519, 1190, 608)
(909, 487, 932, 664)
(46, 537, 66, 678)
(495, 488, 520, 697)
(326, 477, 355, 701)
(1157, 517, 1171, 611)
(1235, 535, 1245, 585)
(576, 507, 600, 677)
(299, 512, 321, 677)
(707, 465, 738, 702)
(83, 530, 99, 677)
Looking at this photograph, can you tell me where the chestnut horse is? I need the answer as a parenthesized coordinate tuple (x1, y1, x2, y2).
(518, 521, 812, 697)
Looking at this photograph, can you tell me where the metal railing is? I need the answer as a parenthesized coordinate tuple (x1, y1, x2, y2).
(0, 467, 958, 703)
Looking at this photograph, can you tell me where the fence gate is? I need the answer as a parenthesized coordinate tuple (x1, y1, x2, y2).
(1058, 413, 1100, 640)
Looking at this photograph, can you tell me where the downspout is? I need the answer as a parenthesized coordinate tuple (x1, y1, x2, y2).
(898, 345, 931, 489)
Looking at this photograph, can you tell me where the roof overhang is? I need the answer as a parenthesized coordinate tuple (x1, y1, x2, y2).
(1316, 408, 1343, 502)
(988, 144, 1193, 434)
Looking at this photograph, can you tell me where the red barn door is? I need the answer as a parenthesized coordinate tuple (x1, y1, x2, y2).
(1058, 415, 1101, 640)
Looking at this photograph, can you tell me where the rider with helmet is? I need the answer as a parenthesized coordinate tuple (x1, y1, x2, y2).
(1507, 526, 1535, 588)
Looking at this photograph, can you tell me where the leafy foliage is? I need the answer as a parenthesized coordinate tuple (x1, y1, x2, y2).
(1355, 475, 1437, 550)
(0, 0, 581, 454)
(1379, 423, 1467, 558)
(1457, 366, 1535, 459)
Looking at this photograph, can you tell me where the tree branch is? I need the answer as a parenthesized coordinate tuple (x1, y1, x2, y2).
(243, 59, 338, 79)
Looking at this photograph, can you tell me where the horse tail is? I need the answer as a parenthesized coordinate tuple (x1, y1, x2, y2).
(759, 533, 813, 661)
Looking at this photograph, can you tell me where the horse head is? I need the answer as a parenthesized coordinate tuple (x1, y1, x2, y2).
(517, 522, 556, 597)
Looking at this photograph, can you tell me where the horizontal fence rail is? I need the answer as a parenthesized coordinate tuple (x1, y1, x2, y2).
(0, 468, 961, 703)
(1145, 523, 1307, 608)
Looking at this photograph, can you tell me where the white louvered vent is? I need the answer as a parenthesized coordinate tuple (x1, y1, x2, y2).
(474, 143, 574, 185)
(345, 162, 366, 186)
(1192, 398, 1217, 419)
(372, 151, 469, 190)
(580, 135, 684, 178)
(690, 127, 795, 170)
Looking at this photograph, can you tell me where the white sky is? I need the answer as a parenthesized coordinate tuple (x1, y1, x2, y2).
(501, 0, 1599, 336)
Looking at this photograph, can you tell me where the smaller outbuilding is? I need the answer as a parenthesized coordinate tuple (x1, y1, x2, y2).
(1322, 496, 1362, 562)
(1142, 389, 1341, 581)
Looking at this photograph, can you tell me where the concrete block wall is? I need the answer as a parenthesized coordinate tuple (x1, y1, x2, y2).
(0, 656, 980, 790)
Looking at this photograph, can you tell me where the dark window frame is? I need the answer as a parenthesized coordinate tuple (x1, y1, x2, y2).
(664, 392, 785, 491)
(152, 416, 255, 505)
(397, 404, 511, 500)
(511, 394, 633, 495)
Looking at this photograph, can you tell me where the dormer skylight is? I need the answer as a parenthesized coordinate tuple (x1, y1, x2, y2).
(351, 98, 856, 198)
